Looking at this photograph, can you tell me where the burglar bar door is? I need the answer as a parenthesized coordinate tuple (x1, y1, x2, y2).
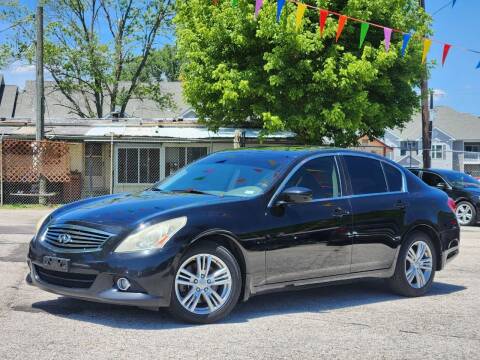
(85, 143, 105, 196)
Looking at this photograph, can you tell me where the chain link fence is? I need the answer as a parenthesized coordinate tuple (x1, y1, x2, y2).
(0, 139, 118, 206)
(1, 137, 480, 206)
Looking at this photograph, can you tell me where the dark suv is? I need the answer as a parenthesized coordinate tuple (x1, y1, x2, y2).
(28, 150, 460, 323)
(409, 168, 480, 226)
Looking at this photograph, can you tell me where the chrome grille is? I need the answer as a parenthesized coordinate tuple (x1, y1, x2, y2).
(42, 224, 114, 252)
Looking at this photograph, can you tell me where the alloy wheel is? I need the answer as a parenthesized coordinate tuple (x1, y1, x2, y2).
(174, 253, 232, 315)
(456, 203, 473, 225)
(405, 240, 433, 289)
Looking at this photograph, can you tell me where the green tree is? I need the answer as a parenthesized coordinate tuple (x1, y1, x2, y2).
(176, 0, 431, 145)
(145, 44, 181, 81)
(1, 0, 174, 118)
(123, 44, 181, 82)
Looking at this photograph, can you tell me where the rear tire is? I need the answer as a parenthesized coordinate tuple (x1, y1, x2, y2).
(169, 242, 241, 324)
(388, 231, 436, 297)
(455, 201, 477, 226)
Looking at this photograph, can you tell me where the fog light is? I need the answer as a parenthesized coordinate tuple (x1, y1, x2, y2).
(117, 277, 131, 291)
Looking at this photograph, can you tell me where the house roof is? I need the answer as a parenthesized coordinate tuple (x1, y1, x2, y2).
(0, 85, 18, 118)
(13, 80, 188, 120)
(389, 106, 480, 141)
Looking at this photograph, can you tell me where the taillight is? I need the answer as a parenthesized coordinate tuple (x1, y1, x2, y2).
(448, 198, 456, 213)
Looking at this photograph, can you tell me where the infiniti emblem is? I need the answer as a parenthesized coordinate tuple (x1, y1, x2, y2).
(58, 233, 72, 244)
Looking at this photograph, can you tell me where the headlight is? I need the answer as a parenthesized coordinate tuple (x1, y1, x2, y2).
(35, 213, 51, 233)
(114, 217, 187, 253)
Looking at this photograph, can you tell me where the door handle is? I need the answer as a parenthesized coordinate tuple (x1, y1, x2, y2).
(394, 200, 408, 209)
(332, 207, 349, 217)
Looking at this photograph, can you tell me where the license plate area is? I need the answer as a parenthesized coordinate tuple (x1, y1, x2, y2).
(42, 256, 70, 272)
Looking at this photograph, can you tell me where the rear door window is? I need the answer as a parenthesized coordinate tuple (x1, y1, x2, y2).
(422, 172, 445, 187)
(343, 156, 387, 195)
(382, 163, 403, 192)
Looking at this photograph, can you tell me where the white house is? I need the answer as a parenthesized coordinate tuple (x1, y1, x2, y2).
(383, 106, 480, 176)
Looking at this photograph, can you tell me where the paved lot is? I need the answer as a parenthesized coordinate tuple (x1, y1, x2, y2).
(0, 209, 479, 359)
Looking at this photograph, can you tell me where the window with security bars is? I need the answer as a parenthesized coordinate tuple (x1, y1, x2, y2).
(85, 143, 103, 177)
(165, 147, 207, 177)
(117, 148, 160, 184)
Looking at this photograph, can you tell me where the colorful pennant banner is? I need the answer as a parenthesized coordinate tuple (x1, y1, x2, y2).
(401, 33, 411, 57)
(442, 44, 452, 66)
(295, 3, 306, 30)
(359, 23, 369, 48)
(229, 0, 479, 69)
(422, 39, 432, 64)
(254, 0, 263, 18)
(384, 27, 392, 52)
(336, 15, 346, 42)
(276, 0, 285, 22)
(319, 9, 328, 36)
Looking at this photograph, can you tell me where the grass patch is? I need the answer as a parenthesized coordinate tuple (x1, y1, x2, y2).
(0, 204, 59, 209)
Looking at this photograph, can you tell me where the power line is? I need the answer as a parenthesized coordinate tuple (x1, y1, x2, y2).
(0, 15, 33, 34)
(432, 0, 455, 16)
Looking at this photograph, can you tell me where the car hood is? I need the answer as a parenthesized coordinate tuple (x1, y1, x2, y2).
(51, 191, 240, 228)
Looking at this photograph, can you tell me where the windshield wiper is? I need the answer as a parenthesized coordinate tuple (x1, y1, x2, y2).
(170, 189, 216, 196)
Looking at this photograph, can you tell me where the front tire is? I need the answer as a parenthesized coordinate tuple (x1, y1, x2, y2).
(455, 201, 477, 226)
(169, 242, 241, 324)
(388, 231, 436, 297)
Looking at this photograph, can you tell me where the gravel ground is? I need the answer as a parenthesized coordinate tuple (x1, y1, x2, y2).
(0, 209, 478, 359)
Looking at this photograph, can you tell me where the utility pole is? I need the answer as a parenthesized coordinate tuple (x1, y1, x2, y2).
(420, 0, 431, 168)
(36, 5, 47, 204)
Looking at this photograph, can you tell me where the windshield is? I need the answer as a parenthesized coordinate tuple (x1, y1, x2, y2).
(154, 151, 297, 197)
(444, 172, 480, 189)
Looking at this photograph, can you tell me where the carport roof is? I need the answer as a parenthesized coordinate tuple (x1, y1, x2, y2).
(0, 119, 294, 141)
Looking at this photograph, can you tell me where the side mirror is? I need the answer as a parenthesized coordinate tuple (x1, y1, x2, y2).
(436, 182, 447, 190)
(277, 187, 313, 205)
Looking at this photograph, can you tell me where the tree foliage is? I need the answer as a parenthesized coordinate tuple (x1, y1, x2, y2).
(1, 0, 174, 118)
(123, 44, 181, 82)
(176, 0, 431, 145)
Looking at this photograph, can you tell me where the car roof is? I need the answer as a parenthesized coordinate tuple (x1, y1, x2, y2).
(219, 148, 389, 162)
(412, 168, 468, 176)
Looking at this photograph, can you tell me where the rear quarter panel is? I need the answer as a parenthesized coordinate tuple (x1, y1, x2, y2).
(404, 170, 459, 258)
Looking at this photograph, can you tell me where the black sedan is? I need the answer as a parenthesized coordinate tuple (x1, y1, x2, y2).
(409, 168, 480, 226)
(28, 149, 460, 323)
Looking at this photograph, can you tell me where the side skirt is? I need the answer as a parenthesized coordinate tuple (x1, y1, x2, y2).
(249, 268, 395, 299)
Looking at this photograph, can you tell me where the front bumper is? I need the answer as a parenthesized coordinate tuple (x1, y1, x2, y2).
(27, 240, 179, 308)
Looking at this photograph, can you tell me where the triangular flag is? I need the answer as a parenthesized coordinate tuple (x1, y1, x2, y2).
(442, 44, 452, 66)
(295, 3, 307, 31)
(422, 38, 432, 64)
(319, 9, 328, 36)
(336, 15, 347, 42)
(384, 28, 392, 51)
(276, 0, 285, 22)
(232, 0, 238, 7)
(401, 33, 411, 57)
(254, 0, 263, 18)
(359, 23, 369, 48)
